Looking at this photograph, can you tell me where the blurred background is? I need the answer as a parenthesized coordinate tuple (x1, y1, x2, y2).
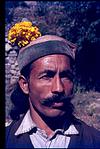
(5, 1, 100, 130)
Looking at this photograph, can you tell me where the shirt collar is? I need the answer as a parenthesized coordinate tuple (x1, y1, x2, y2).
(15, 110, 36, 136)
(64, 124, 79, 135)
(15, 110, 79, 136)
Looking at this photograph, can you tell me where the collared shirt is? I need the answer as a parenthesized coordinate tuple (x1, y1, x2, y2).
(15, 110, 79, 148)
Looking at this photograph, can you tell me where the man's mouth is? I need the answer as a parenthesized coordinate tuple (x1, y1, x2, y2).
(41, 94, 71, 107)
(40, 94, 74, 115)
(51, 101, 64, 108)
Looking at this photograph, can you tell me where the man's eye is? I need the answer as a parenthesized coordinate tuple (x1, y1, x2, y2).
(42, 75, 49, 79)
(63, 76, 73, 81)
(61, 73, 74, 81)
(40, 75, 52, 80)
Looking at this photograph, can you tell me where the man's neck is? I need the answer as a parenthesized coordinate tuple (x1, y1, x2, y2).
(29, 107, 54, 136)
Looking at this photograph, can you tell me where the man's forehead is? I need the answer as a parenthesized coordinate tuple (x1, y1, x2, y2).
(31, 54, 71, 70)
(33, 54, 70, 63)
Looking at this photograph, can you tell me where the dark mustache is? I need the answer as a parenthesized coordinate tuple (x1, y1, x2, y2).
(41, 94, 72, 107)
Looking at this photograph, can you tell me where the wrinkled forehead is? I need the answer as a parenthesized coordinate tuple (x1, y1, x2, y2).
(31, 54, 71, 72)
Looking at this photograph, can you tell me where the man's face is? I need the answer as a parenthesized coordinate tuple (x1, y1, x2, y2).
(27, 54, 74, 118)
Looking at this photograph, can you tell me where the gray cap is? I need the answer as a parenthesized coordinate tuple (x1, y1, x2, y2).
(17, 35, 77, 71)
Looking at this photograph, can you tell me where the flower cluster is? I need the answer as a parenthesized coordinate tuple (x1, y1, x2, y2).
(8, 21, 41, 48)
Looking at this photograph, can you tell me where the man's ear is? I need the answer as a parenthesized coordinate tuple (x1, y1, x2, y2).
(18, 75, 29, 94)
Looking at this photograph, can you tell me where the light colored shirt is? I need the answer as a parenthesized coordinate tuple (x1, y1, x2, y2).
(15, 110, 79, 148)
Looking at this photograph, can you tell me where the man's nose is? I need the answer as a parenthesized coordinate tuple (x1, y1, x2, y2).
(51, 76, 64, 94)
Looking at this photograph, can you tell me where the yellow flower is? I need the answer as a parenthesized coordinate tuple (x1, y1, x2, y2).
(8, 21, 41, 48)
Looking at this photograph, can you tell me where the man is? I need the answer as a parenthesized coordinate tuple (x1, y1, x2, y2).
(6, 35, 100, 148)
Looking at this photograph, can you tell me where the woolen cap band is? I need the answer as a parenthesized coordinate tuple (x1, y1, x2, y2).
(17, 35, 77, 71)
